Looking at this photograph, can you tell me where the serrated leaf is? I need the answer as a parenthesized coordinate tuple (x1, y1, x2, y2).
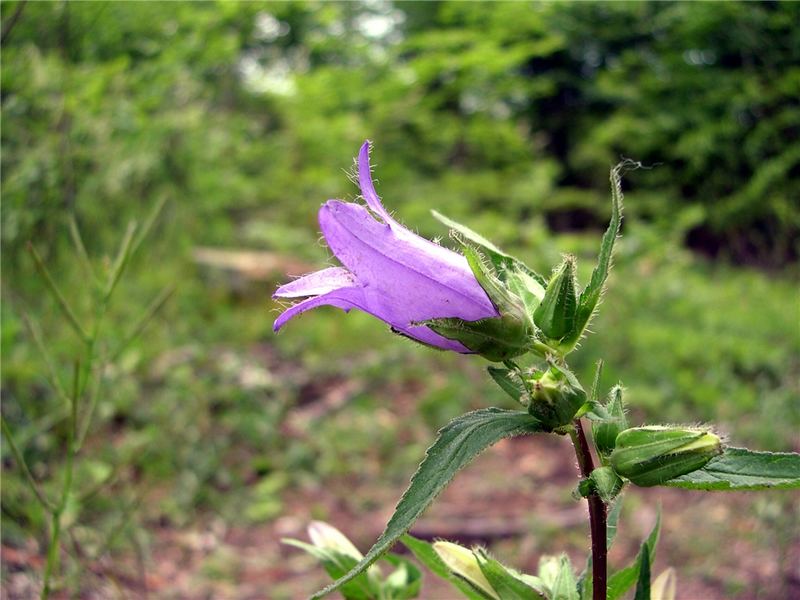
(476, 551, 546, 600)
(607, 509, 661, 600)
(663, 447, 800, 490)
(311, 409, 543, 599)
(632, 543, 650, 600)
(563, 164, 624, 349)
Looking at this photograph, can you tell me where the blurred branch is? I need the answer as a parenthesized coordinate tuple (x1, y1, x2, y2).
(110, 285, 175, 363)
(0, 0, 27, 46)
(1, 415, 55, 512)
(67, 215, 96, 283)
(27, 243, 90, 344)
(20, 311, 71, 407)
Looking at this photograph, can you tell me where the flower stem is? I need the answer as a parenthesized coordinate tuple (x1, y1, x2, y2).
(570, 418, 607, 600)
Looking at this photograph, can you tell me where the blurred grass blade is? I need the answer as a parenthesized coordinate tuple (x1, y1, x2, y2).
(67, 214, 96, 282)
(104, 221, 138, 301)
(20, 312, 70, 406)
(75, 356, 104, 451)
(663, 447, 800, 490)
(310, 408, 543, 599)
(1, 416, 55, 511)
(632, 543, 650, 600)
(111, 285, 175, 361)
(131, 195, 167, 257)
(27, 242, 89, 343)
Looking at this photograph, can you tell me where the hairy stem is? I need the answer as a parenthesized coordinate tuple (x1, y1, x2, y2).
(571, 419, 607, 600)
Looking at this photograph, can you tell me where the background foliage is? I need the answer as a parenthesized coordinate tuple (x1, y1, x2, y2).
(2, 1, 798, 598)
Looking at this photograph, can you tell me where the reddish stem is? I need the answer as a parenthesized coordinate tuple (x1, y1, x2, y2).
(571, 418, 607, 600)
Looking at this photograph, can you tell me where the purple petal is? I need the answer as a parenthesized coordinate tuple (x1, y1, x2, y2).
(358, 141, 397, 225)
(273, 284, 367, 332)
(274, 267, 355, 298)
(318, 200, 498, 324)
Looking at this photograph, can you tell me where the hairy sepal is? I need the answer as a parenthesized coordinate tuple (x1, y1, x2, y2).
(560, 164, 625, 352)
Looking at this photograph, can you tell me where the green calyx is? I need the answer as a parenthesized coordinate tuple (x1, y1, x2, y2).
(430, 167, 624, 361)
(610, 426, 723, 487)
(425, 243, 540, 362)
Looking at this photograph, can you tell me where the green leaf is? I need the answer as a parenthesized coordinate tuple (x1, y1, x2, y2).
(588, 466, 624, 504)
(487, 367, 526, 403)
(426, 315, 532, 362)
(431, 210, 547, 289)
(563, 163, 625, 349)
(401, 535, 487, 600)
(633, 543, 650, 600)
(311, 409, 543, 599)
(476, 551, 546, 600)
(400, 535, 452, 581)
(607, 494, 624, 550)
(382, 554, 422, 599)
(607, 509, 661, 600)
(663, 447, 800, 490)
(550, 555, 579, 600)
(283, 540, 375, 600)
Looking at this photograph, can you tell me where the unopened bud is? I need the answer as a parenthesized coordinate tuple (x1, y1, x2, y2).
(533, 256, 578, 342)
(308, 521, 363, 560)
(433, 541, 498, 599)
(527, 364, 586, 430)
(610, 426, 722, 486)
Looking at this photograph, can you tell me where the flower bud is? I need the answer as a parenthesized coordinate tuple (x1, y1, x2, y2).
(533, 256, 578, 343)
(433, 541, 499, 599)
(610, 426, 722, 486)
(527, 364, 586, 430)
(307, 521, 363, 560)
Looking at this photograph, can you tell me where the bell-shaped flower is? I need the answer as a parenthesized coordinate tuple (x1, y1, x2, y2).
(273, 141, 499, 352)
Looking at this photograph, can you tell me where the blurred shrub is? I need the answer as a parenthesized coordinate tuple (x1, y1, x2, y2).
(2, 1, 798, 268)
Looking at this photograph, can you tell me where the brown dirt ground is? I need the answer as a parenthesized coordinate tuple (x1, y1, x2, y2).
(4, 431, 798, 599)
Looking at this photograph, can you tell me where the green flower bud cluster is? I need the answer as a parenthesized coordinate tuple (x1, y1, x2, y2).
(486, 362, 587, 431)
(526, 364, 587, 431)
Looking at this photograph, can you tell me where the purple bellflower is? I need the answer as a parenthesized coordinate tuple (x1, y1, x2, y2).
(273, 141, 499, 352)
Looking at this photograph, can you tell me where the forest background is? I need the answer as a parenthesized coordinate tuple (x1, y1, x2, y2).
(2, 2, 798, 598)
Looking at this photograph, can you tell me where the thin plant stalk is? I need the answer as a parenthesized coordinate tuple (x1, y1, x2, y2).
(42, 361, 80, 600)
(571, 418, 607, 600)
